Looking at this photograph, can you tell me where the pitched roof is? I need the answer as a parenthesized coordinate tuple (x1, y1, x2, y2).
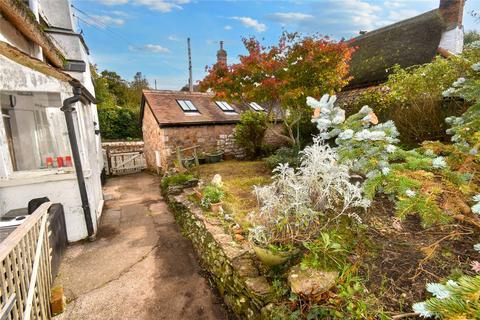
(347, 9, 447, 89)
(141, 90, 242, 127)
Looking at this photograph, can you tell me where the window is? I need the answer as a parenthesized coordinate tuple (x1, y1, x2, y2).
(176, 99, 198, 112)
(249, 102, 265, 111)
(0, 92, 70, 171)
(215, 101, 236, 113)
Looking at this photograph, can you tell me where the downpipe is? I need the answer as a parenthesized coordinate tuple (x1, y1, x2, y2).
(61, 86, 95, 240)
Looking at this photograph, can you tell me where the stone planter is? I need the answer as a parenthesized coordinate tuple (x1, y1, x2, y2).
(206, 151, 224, 163)
(252, 245, 294, 267)
(210, 202, 222, 213)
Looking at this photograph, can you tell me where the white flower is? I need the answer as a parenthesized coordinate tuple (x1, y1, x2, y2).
(446, 280, 459, 288)
(432, 156, 447, 169)
(412, 302, 432, 318)
(452, 77, 465, 87)
(253, 82, 260, 87)
(472, 203, 480, 215)
(332, 108, 345, 124)
(359, 105, 373, 114)
(473, 194, 480, 202)
(369, 131, 386, 141)
(283, 68, 288, 71)
(338, 129, 354, 140)
(354, 129, 371, 141)
(381, 167, 390, 175)
(306, 96, 322, 109)
(472, 62, 480, 72)
(426, 283, 450, 299)
(406, 189, 416, 198)
(361, 114, 372, 123)
(442, 87, 456, 97)
(386, 144, 397, 153)
(474, 243, 480, 252)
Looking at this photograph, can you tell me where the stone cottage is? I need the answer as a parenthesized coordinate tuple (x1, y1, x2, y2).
(140, 90, 284, 170)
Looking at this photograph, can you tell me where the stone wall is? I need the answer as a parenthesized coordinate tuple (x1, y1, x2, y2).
(142, 105, 166, 171)
(142, 106, 287, 171)
(166, 188, 275, 319)
(216, 129, 246, 159)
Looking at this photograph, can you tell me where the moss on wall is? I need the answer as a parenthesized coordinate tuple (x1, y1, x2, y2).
(165, 188, 276, 319)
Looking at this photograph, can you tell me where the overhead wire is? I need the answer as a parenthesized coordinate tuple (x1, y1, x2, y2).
(71, 4, 142, 51)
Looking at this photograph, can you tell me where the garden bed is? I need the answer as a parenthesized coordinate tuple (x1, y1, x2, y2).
(163, 159, 480, 319)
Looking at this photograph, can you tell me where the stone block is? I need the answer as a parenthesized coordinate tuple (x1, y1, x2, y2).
(50, 286, 66, 315)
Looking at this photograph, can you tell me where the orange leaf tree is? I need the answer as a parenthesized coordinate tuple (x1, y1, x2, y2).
(199, 32, 354, 146)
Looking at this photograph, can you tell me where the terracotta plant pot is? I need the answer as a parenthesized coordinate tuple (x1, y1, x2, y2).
(252, 245, 293, 267)
(193, 188, 202, 200)
(210, 202, 222, 213)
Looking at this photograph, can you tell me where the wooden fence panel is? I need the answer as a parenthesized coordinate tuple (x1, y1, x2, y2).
(0, 203, 53, 320)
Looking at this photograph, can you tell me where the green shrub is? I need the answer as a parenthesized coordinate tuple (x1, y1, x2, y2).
(200, 185, 224, 208)
(345, 48, 480, 147)
(265, 147, 301, 170)
(234, 110, 269, 159)
(161, 173, 195, 190)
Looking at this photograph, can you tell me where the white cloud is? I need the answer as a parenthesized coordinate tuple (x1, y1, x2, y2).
(231, 16, 267, 32)
(267, 12, 314, 24)
(224, 25, 232, 30)
(88, 15, 125, 27)
(130, 44, 170, 53)
(98, 0, 190, 12)
(387, 8, 419, 22)
(384, 0, 406, 9)
(167, 35, 181, 41)
(132, 0, 190, 12)
(98, 0, 129, 5)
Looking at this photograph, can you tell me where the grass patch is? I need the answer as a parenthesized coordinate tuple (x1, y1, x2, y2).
(197, 160, 271, 228)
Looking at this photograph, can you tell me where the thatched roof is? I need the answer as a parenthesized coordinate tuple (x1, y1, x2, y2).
(347, 9, 447, 89)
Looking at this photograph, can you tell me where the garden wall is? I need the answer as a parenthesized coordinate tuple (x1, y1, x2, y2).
(165, 187, 277, 319)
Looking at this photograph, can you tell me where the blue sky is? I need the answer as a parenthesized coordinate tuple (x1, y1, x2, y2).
(71, 0, 478, 90)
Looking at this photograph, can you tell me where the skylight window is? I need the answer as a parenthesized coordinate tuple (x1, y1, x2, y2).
(176, 99, 198, 112)
(215, 101, 236, 113)
(249, 102, 265, 111)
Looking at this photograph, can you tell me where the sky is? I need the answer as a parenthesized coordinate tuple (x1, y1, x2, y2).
(71, 0, 479, 90)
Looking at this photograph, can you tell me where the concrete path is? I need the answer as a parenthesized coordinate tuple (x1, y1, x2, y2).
(54, 172, 228, 320)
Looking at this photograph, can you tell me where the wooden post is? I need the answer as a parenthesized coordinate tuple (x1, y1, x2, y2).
(176, 146, 185, 171)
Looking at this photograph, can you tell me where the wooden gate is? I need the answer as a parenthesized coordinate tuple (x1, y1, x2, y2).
(102, 141, 147, 176)
(108, 152, 146, 175)
(0, 202, 53, 320)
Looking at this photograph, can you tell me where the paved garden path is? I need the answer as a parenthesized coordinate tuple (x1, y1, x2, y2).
(54, 172, 228, 320)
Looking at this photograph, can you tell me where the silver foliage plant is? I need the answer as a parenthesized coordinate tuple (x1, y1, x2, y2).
(309, 93, 400, 178)
(249, 137, 370, 247)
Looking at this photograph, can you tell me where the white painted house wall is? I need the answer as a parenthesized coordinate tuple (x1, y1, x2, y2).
(0, 0, 104, 242)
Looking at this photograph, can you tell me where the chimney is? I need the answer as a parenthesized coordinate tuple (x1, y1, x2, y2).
(439, 0, 464, 29)
(438, 0, 464, 55)
(216, 41, 227, 65)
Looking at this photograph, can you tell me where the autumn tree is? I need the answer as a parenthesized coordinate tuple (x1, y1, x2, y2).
(199, 32, 354, 146)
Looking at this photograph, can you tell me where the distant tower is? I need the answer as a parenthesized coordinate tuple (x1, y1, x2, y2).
(216, 41, 227, 65)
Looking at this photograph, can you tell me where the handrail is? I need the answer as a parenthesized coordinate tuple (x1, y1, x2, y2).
(0, 202, 51, 262)
(0, 295, 16, 320)
(23, 206, 50, 320)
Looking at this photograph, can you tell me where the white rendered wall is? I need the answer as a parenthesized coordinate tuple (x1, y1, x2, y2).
(0, 55, 103, 242)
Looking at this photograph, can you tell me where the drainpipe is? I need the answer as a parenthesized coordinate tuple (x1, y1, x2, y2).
(61, 86, 95, 239)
